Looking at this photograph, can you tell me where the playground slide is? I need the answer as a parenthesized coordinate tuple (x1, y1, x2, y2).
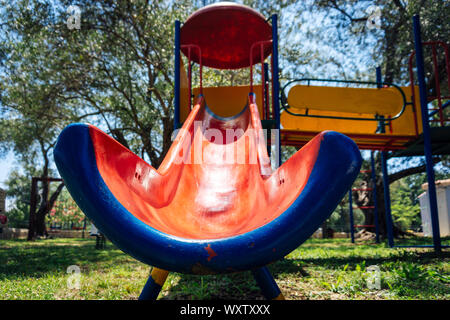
(54, 95, 361, 274)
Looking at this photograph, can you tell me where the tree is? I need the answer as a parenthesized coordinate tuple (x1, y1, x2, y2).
(390, 179, 422, 232)
(0, 0, 293, 238)
(1, 1, 447, 241)
(0, 0, 75, 238)
(3, 170, 32, 228)
(309, 0, 450, 87)
(0, 0, 265, 239)
(0, 103, 67, 239)
(48, 189, 86, 230)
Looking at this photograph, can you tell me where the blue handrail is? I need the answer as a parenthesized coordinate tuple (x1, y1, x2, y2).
(428, 100, 450, 118)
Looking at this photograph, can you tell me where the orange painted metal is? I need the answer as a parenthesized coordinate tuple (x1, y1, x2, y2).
(90, 96, 322, 240)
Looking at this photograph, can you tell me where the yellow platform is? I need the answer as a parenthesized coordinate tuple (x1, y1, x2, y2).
(179, 56, 265, 122)
(281, 85, 422, 150)
(180, 85, 264, 122)
(287, 85, 404, 115)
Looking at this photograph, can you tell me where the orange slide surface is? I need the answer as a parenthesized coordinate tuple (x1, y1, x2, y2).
(92, 96, 321, 239)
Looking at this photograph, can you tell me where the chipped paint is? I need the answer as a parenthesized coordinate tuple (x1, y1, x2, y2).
(204, 244, 218, 261)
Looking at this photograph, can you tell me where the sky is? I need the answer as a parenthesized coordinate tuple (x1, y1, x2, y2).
(0, 152, 14, 189)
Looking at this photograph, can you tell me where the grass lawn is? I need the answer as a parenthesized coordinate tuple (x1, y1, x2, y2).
(0, 237, 448, 300)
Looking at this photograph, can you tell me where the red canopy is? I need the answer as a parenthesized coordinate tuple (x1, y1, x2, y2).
(180, 2, 273, 69)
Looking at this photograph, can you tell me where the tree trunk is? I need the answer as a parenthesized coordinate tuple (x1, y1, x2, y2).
(28, 181, 65, 240)
(35, 211, 48, 238)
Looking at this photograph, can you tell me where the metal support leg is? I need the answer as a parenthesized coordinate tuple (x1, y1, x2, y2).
(251, 266, 284, 300)
(348, 189, 355, 243)
(381, 151, 394, 247)
(370, 151, 381, 243)
(271, 14, 281, 167)
(139, 267, 169, 300)
(174, 20, 181, 130)
(413, 15, 442, 253)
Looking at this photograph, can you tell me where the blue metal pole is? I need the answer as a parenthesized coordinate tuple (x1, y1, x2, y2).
(271, 14, 281, 167)
(381, 151, 394, 247)
(429, 100, 450, 118)
(139, 268, 169, 300)
(370, 151, 380, 243)
(251, 266, 284, 300)
(174, 20, 181, 130)
(139, 276, 161, 300)
(373, 67, 382, 243)
(376, 66, 382, 88)
(348, 189, 355, 243)
(413, 15, 441, 253)
(375, 66, 387, 134)
(263, 62, 271, 157)
(263, 62, 270, 120)
(376, 66, 393, 246)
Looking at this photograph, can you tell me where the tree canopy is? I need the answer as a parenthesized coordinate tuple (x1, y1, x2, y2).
(0, 0, 448, 238)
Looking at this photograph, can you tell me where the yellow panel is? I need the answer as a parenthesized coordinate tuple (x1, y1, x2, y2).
(281, 109, 378, 134)
(281, 86, 422, 137)
(186, 85, 263, 119)
(389, 86, 422, 135)
(288, 85, 404, 115)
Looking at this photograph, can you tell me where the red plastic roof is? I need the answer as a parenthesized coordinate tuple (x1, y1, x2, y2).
(180, 2, 273, 69)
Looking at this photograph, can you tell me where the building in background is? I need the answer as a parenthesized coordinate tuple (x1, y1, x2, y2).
(419, 179, 450, 237)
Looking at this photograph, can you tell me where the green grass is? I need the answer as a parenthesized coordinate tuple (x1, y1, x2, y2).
(0, 238, 448, 300)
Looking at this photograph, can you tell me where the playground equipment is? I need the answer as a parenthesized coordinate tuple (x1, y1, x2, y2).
(281, 80, 422, 151)
(383, 16, 450, 251)
(54, 3, 362, 299)
(279, 15, 449, 251)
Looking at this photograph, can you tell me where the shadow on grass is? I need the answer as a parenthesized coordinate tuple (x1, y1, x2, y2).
(161, 259, 312, 300)
(160, 241, 449, 300)
(162, 270, 264, 300)
(0, 239, 129, 280)
(1, 238, 447, 299)
(390, 236, 450, 247)
(289, 249, 450, 270)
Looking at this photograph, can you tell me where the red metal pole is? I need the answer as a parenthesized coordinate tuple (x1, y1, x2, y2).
(188, 47, 192, 110)
(409, 52, 420, 136)
(271, 59, 275, 120)
(260, 43, 265, 119)
(250, 44, 254, 93)
(198, 46, 202, 96)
